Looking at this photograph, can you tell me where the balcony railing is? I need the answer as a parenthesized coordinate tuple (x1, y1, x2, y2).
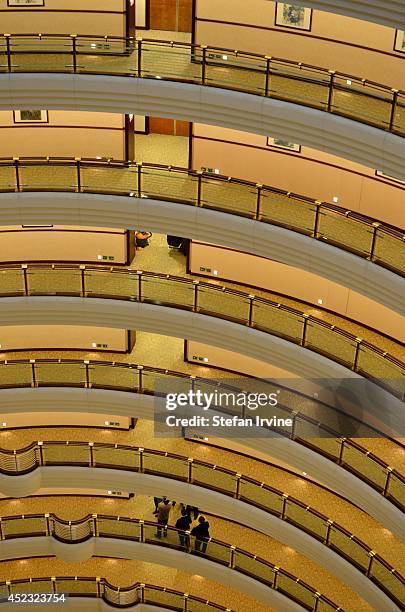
(0, 35, 404, 136)
(0, 264, 403, 398)
(0, 442, 403, 607)
(0, 577, 231, 611)
(0, 158, 403, 276)
(0, 358, 402, 509)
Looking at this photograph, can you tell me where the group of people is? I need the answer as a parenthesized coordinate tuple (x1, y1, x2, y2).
(134, 231, 189, 256)
(153, 496, 210, 553)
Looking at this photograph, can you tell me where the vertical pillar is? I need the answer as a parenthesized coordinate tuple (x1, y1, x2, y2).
(124, 114, 135, 161)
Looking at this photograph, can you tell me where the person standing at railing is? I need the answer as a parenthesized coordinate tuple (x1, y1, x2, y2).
(155, 498, 173, 538)
(191, 515, 210, 553)
(175, 508, 192, 549)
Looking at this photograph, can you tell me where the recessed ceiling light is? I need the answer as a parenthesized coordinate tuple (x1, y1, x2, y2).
(332, 196, 339, 203)
(203, 357, 209, 362)
(92, 342, 97, 348)
(91, 43, 97, 49)
(1, 422, 6, 427)
(302, 472, 307, 476)
(213, 270, 218, 275)
(317, 298, 323, 305)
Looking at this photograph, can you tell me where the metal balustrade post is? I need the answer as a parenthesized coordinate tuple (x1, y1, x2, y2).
(264, 57, 271, 97)
(290, 411, 298, 439)
(201, 45, 207, 85)
(193, 281, 199, 311)
(51, 578, 56, 594)
(137, 365, 143, 393)
(45, 513, 51, 536)
(136, 162, 142, 197)
(366, 552, 375, 577)
(92, 514, 98, 537)
(327, 71, 336, 112)
(70, 35, 77, 73)
(184, 594, 188, 612)
(80, 265, 86, 297)
(84, 360, 90, 388)
(0, 519, 3, 541)
(383, 467, 393, 497)
(187, 458, 193, 482)
(137, 38, 142, 78)
(248, 295, 255, 326)
(75, 158, 81, 192)
(13, 157, 20, 191)
(22, 264, 28, 294)
(255, 184, 262, 219)
(38, 441, 44, 466)
(96, 577, 101, 598)
(139, 448, 144, 472)
(4, 35, 12, 72)
(325, 519, 333, 545)
(353, 338, 362, 371)
(137, 270, 142, 301)
(338, 439, 346, 465)
(369, 222, 380, 261)
(229, 545, 236, 568)
(313, 593, 320, 611)
(196, 171, 203, 206)
(89, 442, 94, 467)
(139, 520, 144, 542)
(389, 90, 399, 132)
(273, 567, 279, 590)
(234, 474, 241, 498)
(301, 314, 309, 346)
(281, 493, 288, 519)
(139, 583, 145, 603)
(313, 201, 322, 238)
(30, 359, 37, 388)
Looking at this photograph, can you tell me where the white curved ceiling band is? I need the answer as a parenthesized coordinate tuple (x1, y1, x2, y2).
(0, 297, 401, 433)
(0, 75, 404, 180)
(0, 192, 403, 315)
(297, 0, 405, 29)
(0, 537, 302, 612)
(0, 469, 397, 611)
(1, 386, 402, 538)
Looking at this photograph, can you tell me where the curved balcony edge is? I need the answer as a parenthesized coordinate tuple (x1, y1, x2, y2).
(0, 74, 404, 180)
(299, 0, 405, 29)
(0, 386, 402, 537)
(0, 192, 403, 316)
(0, 470, 398, 612)
(0, 296, 403, 415)
(0, 537, 306, 612)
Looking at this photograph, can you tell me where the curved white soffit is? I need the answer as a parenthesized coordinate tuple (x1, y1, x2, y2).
(0, 469, 397, 612)
(298, 0, 405, 30)
(0, 298, 402, 443)
(0, 74, 404, 180)
(0, 192, 403, 316)
(1, 387, 402, 539)
(0, 538, 301, 612)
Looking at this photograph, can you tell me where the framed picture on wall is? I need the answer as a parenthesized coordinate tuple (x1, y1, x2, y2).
(267, 137, 301, 152)
(275, 3, 312, 31)
(8, 0, 45, 6)
(13, 110, 49, 124)
(375, 170, 405, 185)
(394, 30, 405, 53)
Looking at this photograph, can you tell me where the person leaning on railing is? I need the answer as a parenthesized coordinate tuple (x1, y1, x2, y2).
(191, 515, 210, 553)
(155, 497, 175, 538)
(175, 508, 193, 549)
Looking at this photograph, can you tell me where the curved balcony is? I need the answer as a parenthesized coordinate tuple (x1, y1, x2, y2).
(0, 265, 402, 401)
(1, 174, 403, 315)
(0, 36, 404, 178)
(0, 515, 341, 612)
(0, 578, 231, 611)
(294, 1, 405, 30)
(0, 443, 402, 610)
(0, 158, 403, 277)
(0, 359, 402, 516)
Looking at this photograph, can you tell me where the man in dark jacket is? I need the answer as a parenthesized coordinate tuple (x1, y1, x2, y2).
(175, 508, 192, 549)
(191, 515, 210, 553)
